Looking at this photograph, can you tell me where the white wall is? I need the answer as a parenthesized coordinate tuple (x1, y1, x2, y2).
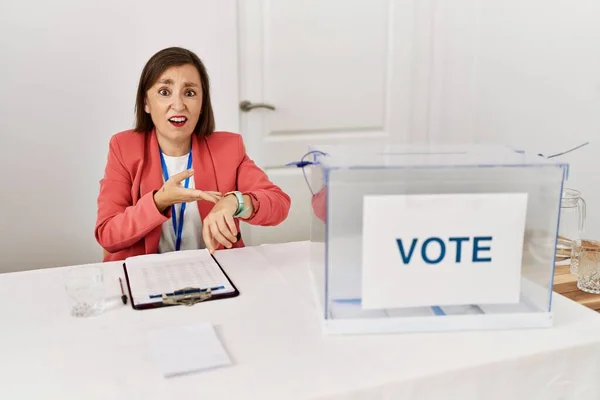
(0, 0, 239, 272)
(419, 0, 600, 238)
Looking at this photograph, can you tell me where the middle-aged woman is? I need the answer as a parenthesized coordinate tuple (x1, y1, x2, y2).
(95, 47, 291, 262)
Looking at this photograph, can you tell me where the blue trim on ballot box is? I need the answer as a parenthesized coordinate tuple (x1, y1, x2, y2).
(332, 299, 446, 316)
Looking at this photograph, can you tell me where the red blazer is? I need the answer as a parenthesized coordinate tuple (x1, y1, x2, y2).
(95, 129, 291, 262)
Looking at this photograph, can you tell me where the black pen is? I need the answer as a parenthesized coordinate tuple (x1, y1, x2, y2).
(119, 277, 128, 305)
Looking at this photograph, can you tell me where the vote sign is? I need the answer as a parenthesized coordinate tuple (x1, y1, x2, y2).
(361, 193, 528, 309)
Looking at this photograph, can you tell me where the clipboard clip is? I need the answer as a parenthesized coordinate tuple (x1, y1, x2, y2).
(162, 287, 213, 307)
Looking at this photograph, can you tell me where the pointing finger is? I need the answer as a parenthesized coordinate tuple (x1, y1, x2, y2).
(176, 189, 220, 203)
(205, 191, 223, 199)
(197, 191, 221, 203)
(170, 168, 194, 184)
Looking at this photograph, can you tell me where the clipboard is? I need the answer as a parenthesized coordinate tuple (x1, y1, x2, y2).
(122, 252, 240, 310)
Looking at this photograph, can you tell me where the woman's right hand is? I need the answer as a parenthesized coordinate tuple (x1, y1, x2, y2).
(153, 168, 222, 212)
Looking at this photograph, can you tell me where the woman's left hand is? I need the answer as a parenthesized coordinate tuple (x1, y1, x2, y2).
(202, 195, 239, 254)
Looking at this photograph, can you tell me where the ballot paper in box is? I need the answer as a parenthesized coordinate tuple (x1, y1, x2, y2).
(306, 144, 567, 335)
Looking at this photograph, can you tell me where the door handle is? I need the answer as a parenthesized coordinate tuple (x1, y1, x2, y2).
(239, 100, 276, 112)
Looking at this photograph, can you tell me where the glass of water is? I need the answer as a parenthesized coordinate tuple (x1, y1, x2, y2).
(557, 188, 586, 273)
(574, 240, 600, 294)
(65, 266, 105, 317)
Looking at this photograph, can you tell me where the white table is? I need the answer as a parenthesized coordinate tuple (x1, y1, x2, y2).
(1, 241, 600, 400)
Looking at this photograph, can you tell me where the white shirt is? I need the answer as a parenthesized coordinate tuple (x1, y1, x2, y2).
(158, 154, 206, 254)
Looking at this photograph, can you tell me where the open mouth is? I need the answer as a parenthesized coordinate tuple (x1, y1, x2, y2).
(168, 116, 188, 128)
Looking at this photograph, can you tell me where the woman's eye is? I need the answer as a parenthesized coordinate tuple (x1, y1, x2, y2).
(158, 89, 170, 96)
(185, 90, 196, 97)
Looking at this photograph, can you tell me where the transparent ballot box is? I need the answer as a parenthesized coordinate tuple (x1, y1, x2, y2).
(307, 144, 568, 335)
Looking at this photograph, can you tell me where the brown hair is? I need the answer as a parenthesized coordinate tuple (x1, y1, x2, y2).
(134, 47, 215, 136)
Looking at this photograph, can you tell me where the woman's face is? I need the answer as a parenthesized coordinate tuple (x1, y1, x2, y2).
(144, 64, 203, 143)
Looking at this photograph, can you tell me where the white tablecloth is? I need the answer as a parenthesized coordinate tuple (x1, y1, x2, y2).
(1, 241, 600, 399)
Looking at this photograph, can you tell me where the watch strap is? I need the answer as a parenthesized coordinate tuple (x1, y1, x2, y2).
(225, 191, 247, 217)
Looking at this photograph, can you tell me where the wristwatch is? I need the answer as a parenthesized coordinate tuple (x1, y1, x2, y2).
(225, 191, 248, 217)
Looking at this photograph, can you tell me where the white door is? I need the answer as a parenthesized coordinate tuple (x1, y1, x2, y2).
(238, 0, 424, 245)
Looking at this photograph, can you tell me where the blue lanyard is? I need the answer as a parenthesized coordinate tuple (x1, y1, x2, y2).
(159, 149, 193, 251)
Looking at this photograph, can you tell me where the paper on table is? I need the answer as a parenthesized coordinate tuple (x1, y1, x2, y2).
(125, 249, 236, 306)
(147, 322, 232, 378)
